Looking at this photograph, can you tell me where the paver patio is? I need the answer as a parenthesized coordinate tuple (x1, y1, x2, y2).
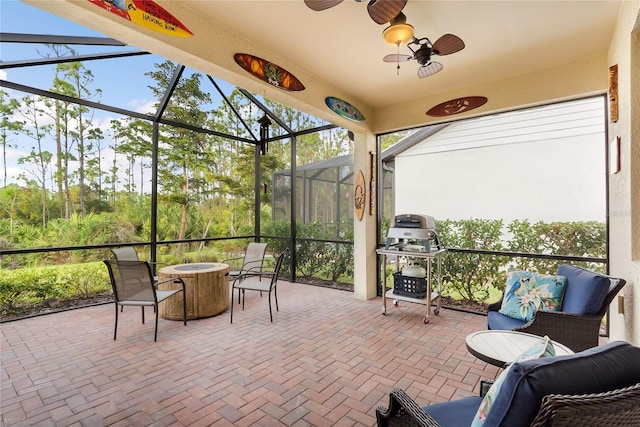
(1, 281, 502, 426)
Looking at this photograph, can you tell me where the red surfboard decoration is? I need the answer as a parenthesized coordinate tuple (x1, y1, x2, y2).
(88, 0, 193, 37)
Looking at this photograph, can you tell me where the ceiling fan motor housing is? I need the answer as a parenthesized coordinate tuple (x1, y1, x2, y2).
(414, 45, 432, 65)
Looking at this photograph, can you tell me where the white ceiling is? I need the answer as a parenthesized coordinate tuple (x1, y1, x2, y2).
(25, 0, 622, 133)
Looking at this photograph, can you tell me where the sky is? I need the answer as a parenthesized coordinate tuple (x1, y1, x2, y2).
(0, 0, 162, 108)
(0, 0, 237, 187)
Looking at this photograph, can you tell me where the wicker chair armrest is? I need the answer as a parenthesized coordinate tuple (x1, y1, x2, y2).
(376, 389, 441, 427)
(487, 298, 503, 312)
(515, 310, 602, 352)
(530, 383, 640, 427)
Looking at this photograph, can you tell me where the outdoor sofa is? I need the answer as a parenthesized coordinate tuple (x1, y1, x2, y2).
(486, 264, 626, 352)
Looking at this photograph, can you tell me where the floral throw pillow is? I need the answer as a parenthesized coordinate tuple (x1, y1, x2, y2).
(498, 270, 567, 321)
(471, 336, 556, 426)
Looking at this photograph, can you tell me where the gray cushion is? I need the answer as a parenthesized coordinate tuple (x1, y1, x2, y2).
(484, 341, 640, 426)
(557, 264, 610, 315)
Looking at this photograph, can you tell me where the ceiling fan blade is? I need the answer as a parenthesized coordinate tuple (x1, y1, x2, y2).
(383, 54, 413, 63)
(432, 34, 465, 55)
(304, 0, 343, 12)
(367, 0, 407, 24)
(417, 62, 443, 78)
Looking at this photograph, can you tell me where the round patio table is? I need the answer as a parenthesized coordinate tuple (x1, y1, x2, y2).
(466, 330, 574, 368)
(158, 263, 229, 320)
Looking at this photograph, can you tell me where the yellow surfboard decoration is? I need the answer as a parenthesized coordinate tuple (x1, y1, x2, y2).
(88, 0, 193, 38)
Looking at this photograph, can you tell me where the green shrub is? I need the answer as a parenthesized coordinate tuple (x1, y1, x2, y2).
(435, 219, 606, 304)
(0, 262, 110, 314)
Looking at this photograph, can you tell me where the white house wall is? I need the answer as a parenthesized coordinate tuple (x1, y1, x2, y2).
(394, 97, 606, 224)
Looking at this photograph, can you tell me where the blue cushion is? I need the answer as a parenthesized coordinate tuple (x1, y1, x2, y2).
(484, 341, 640, 427)
(498, 270, 567, 321)
(471, 336, 555, 426)
(487, 310, 527, 331)
(423, 396, 483, 426)
(557, 264, 610, 315)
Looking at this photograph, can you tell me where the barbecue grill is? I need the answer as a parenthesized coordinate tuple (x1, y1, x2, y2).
(385, 214, 443, 252)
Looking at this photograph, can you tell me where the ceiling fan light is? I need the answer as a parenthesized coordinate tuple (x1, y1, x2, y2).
(383, 22, 414, 46)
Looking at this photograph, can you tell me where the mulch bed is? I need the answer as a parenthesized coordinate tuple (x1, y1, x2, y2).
(298, 277, 488, 314)
(1, 292, 114, 323)
(1, 282, 487, 322)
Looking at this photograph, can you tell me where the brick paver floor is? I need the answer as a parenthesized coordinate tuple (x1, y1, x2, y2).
(1, 282, 501, 426)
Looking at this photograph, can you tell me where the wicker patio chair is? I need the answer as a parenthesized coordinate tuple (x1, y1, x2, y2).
(487, 265, 626, 352)
(530, 383, 640, 427)
(376, 383, 640, 427)
(230, 250, 284, 323)
(103, 259, 187, 341)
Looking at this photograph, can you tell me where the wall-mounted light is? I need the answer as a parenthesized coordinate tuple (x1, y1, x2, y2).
(383, 12, 414, 46)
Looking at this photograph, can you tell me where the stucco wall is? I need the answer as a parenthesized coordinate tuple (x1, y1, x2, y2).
(607, 1, 640, 345)
(394, 98, 607, 224)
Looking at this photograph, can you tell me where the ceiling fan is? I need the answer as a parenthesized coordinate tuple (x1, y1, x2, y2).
(304, 0, 407, 25)
(383, 34, 465, 78)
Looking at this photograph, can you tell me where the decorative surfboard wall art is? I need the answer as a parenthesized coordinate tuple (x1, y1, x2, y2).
(426, 96, 487, 117)
(325, 97, 365, 122)
(234, 54, 305, 91)
(87, 0, 193, 37)
(354, 170, 366, 221)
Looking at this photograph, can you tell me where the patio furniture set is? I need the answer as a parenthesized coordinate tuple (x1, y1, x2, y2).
(377, 340, 640, 426)
(105, 242, 282, 340)
(376, 263, 639, 426)
(105, 247, 637, 425)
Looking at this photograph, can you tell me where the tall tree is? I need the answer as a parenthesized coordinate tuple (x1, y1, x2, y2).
(85, 127, 105, 204)
(0, 90, 24, 187)
(56, 61, 102, 216)
(17, 95, 53, 228)
(146, 62, 213, 246)
(40, 44, 75, 218)
(115, 118, 153, 197)
(47, 75, 75, 219)
(107, 119, 124, 204)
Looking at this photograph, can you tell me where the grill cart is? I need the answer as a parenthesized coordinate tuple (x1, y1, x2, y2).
(377, 214, 447, 324)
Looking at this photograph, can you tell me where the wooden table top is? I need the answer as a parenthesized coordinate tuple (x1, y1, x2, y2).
(465, 330, 574, 368)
